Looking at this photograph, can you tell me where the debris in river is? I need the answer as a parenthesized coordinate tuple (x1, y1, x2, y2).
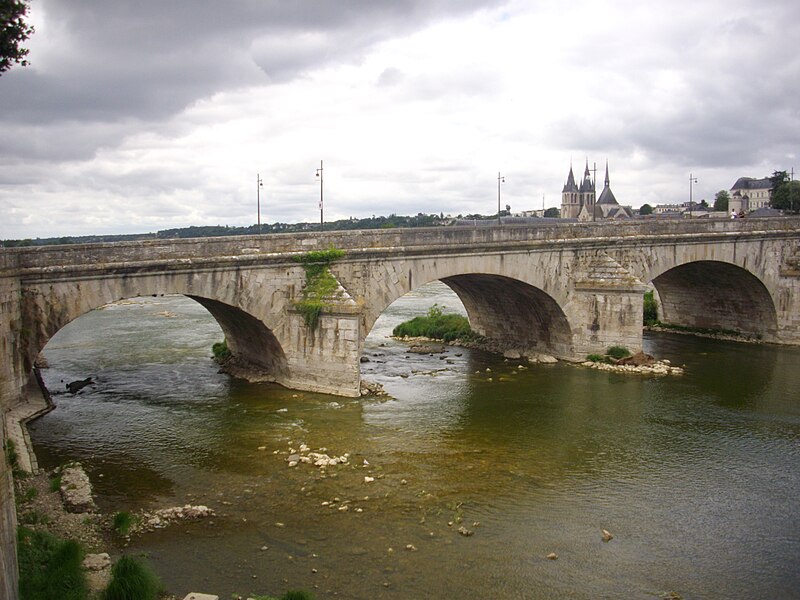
(602, 529, 614, 542)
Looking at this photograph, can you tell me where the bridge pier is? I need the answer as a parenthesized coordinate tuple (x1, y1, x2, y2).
(281, 309, 362, 397)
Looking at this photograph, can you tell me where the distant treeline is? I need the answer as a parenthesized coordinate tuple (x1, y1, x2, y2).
(2, 212, 502, 247)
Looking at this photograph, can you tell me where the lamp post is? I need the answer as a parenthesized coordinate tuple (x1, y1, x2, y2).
(256, 173, 263, 233)
(315, 160, 324, 231)
(497, 172, 505, 225)
(689, 173, 698, 218)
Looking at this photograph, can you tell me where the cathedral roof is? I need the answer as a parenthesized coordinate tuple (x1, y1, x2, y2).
(597, 186, 618, 205)
(562, 166, 578, 193)
(597, 162, 620, 205)
(578, 161, 594, 193)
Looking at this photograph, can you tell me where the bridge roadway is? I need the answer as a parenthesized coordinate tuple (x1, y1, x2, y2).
(1, 216, 800, 596)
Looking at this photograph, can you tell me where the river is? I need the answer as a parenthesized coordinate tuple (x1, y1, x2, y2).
(29, 282, 800, 599)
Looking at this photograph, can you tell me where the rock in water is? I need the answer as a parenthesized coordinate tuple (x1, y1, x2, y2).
(60, 464, 97, 513)
(66, 377, 94, 394)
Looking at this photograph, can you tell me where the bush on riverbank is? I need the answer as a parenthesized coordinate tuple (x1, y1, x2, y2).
(18, 526, 88, 600)
(587, 346, 632, 364)
(212, 340, 231, 361)
(393, 304, 481, 343)
(643, 290, 658, 326)
(102, 555, 163, 600)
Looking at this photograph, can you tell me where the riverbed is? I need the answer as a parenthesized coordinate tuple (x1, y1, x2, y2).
(29, 283, 800, 599)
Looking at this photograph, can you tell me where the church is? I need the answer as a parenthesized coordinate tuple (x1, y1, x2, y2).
(561, 160, 632, 220)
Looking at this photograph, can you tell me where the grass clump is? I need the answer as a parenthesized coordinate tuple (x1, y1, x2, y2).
(102, 554, 163, 600)
(113, 511, 135, 536)
(212, 340, 231, 361)
(6, 438, 27, 480)
(606, 345, 632, 360)
(393, 304, 481, 343)
(293, 247, 346, 328)
(586, 346, 632, 364)
(49, 474, 62, 492)
(19, 510, 50, 525)
(18, 526, 88, 600)
(282, 591, 315, 600)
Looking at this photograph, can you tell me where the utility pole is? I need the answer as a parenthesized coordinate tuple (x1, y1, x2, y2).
(497, 172, 505, 225)
(256, 173, 263, 233)
(315, 160, 324, 231)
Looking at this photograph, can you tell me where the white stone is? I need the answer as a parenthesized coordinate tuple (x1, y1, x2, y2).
(82, 553, 110, 571)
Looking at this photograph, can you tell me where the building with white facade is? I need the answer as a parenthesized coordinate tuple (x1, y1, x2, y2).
(729, 177, 773, 213)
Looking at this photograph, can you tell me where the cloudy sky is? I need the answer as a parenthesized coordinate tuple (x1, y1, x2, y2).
(1, 0, 798, 239)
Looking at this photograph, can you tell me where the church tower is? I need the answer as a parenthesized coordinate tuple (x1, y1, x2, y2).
(576, 160, 596, 221)
(561, 164, 580, 219)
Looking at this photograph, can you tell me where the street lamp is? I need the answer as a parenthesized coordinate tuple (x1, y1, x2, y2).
(689, 173, 698, 218)
(497, 172, 505, 225)
(256, 173, 263, 233)
(315, 160, 324, 231)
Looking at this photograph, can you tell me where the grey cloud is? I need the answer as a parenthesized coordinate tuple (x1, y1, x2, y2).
(1, 0, 505, 162)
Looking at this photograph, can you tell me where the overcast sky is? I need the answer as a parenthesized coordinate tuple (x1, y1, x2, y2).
(1, 0, 798, 239)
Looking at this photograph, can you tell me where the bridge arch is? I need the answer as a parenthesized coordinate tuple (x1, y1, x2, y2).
(21, 274, 288, 383)
(649, 260, 779, 339)
(362, 266, 573, 358)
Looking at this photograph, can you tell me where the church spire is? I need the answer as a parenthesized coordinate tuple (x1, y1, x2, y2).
(604, 160, 610, 188)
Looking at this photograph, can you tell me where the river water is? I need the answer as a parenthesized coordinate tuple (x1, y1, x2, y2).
(29, 282, 800, 599)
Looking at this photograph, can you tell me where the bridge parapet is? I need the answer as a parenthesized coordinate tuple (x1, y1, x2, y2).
(3, 217, 800, 277)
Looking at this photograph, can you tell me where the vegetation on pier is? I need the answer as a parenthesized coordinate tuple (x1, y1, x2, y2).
(294, 247, 346, 328)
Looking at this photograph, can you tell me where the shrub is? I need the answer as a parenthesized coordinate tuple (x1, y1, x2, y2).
(18, 526, 88, 600)
(392, 304, 475, 342)
(586, 354, 606, 363)
(643, 290, 659, 326)
(103, 555, 163, 600)
(212, 340, 231, 361)
(606, 346, 631, 360)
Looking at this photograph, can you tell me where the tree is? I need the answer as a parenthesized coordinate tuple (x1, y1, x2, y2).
(771, 180, 800, 212)
(0, 0, 34, 75)
(769, 170, 790, 190)
(699, 199, 709, 208)
(639, 204, 653, 215)
(543, 207, 560, 218)
(713, 190, 730, 212)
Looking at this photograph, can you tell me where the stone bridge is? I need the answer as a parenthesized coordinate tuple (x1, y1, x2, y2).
(2, 217, 800, 596)
(2, 218, 799, 405)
